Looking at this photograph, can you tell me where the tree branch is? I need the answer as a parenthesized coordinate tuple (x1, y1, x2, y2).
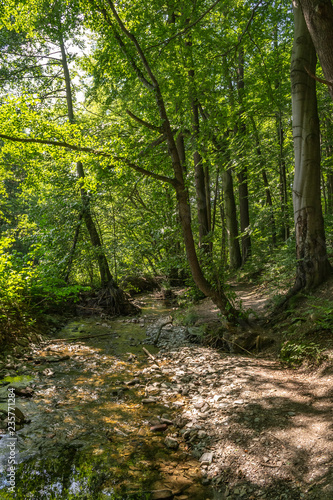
(305, 66, 333, 88)
(214, 0, 265, 59)
(105, 0, 159, 87)
(90, 0, 155, 91)
(126, 109, 163, 132)
(147, 0, 223, 50)
(0, 133, 176, 185)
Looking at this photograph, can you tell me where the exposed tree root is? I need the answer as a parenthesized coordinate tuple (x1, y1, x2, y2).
(77, 284, 139, 317)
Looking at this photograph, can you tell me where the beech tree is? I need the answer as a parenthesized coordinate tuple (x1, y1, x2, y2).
(291, 0, 331, 290)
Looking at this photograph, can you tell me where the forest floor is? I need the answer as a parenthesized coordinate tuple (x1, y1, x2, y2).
(0, 279, 332, 499)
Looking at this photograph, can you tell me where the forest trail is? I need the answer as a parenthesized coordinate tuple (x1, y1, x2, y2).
(0, 289, 332, 499)
(230, 282, 273, 317)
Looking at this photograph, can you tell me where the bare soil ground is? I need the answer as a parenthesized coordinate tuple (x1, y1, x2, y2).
(163, 279, 333, 499)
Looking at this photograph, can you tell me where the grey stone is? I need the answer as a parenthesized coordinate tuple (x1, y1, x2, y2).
(164, 436, 179, 450)
(200, 452, 214, 464)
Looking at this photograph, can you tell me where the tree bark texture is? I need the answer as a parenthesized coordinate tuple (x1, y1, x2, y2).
(299, 0, 333, 100)
(291, 2, 331, 290)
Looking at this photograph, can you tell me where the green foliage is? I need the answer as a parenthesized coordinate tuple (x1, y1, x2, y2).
(0, 236, 88, 343)
(174, 306, 200, 326)
(280, 340, 326, 367)
(307, 298, 333, 330)
(0, 0, 331, 337)
(177, 285, 205, 306)
(258, 237, 297, 295)
(0, 237, 37, 322)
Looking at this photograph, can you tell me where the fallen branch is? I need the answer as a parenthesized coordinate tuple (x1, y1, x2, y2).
(142, 346, 161, 367)
(215, 335, 256, 357)
(41, 332, 116, 343)
(153, 317, 173, 345)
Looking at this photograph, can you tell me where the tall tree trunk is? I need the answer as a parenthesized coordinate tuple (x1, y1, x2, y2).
(276, 112, 290, 240)
(222, 169, 242, 269)
(188, 54, 211, 252)
(327, 172, 333, 214)
(236, 49, 251, 264)
(99, 1, 244, 322)
(238, 168, 251, 264)
(64, 209, 83, 283)
(291, 1, 331, 290)
(299, 0, 333, 101)
(325, 144, 333, 214)
(60, 36, 114, 287)
(102, 3, 240, 321)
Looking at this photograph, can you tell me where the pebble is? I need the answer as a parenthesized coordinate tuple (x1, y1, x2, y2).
(200, 452, 214, 465)
(164, 436, 179, 450)
(150, 424, 168, 432)
(125, 378, 140, 386)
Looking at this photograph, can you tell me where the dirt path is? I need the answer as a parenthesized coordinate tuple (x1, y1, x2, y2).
(230, 282, 273, 317)
(152, 345, 333, 499)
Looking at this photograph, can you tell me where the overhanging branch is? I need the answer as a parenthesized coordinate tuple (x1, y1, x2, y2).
(0, 132, 176, 185)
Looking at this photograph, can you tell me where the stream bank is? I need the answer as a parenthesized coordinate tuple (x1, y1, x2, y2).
(0, 290, 332, 499)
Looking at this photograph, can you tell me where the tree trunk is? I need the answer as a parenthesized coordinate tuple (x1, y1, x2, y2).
(64, 209, 83, 283)
(250, 116, 277, 247)
(327, 172, 333, 214)
(98, 1, 244, 323)
(60, 36, 115, 287)
(238, 168, 251, 264)
(236, 49, 251, 264)
(291, 1, 331, 290)
(222, 169, 242, 269)
(188, 64, 211, 252)
(276, 113, 290, 240)
(299, 0, 333, 101)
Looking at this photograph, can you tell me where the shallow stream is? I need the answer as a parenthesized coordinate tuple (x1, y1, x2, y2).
(0, 295, 213, 499)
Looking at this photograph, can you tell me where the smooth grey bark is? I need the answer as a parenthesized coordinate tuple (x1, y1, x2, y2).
(291, 1, 331, 290)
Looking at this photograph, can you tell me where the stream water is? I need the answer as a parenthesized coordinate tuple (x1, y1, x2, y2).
(0, 295, 214, 499)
